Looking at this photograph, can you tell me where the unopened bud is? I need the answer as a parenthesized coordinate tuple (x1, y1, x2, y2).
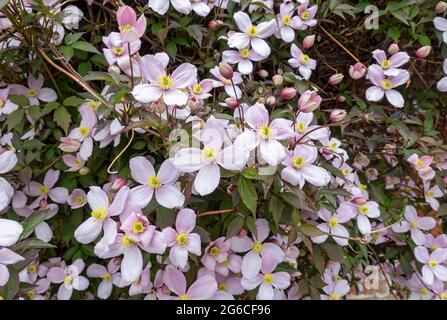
(39, 198, 48, 208)
(328, 73, 344, 86)
(108, 65, 121, 75)
(436, 1, 447, 13)
(79, 167, 90, 175)
(218, 61, 234, 80)
(298, 90, 322, 113)
(225, 97, 239, 109)
(349, 63, 366, 80)
(303, 35, 315, 49)
(266, 96, 276, 106)
(388, 43, 399, 55)
(111, 177, 127, 190)
(416, 46, 431, 58)
(272, 74, 283, 86)
(329, 109, 347, 122)
(208, 20, 218, 29)
(337, 95, 346, 103)
(281, 87, 297, 100)
(257, 69, 268, 78)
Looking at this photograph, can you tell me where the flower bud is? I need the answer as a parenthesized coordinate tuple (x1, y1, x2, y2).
(328, 73, 344, 86)
(257, 69, 268, 78)
(218, 61, 234, 80)
(280, 87, 297, 100)
(298, 90, 322, 113)
(225, 97, 239, 109)
(59, 138, 81, 153)
(443, 176, 447, 184)
(39, 198, 48, 208)
(329, 109, 347, 122)
(266, 96, 276, 106)
(436, 1, 447, 13)
(79, 167, 90, 175)
(208, 20, 218, 29)
(415, 46, 431, 58)
(108, 65, 121, 75)
(272, 74, 283, 86)
(353, 197, 366, 205)
(303, 35, 315, 49)
(337, 95, 346, 103)
(110, 177, 127, 191)
(388, 43, 399, 55)
(349, 63, 366, 80)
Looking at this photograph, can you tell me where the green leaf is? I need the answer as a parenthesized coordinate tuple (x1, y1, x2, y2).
(238, 176, 258, 214)
(0, 267, 19, 299)
(298, 224, 324, 237)
(71, 41, 100, 54)
(187, 25, 203, 46)
(54, 106, 72, 134)
(5, 108, 25, 132)
(64, 32, 84, 46)
(40, 102, 60, 117)
(9, 94, 30, 106)
(63, 96, 85, 107)
(15, 238, 56, 250)
(226, 216, 245, 238)
(20, 210, 48, 240)
(269, 195, 284, 227)
(166, 41, 177, 60)
(242, 167, 259, 180)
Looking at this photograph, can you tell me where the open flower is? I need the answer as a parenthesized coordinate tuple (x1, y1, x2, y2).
(355, 201, 380, 235)
(132, 53, 197, 106)
(424, 184, 443, 211)
(0, 87, 18, 116)
(9, 74, 57, 106)
(227, 11, 276, 57)
(67, 106, 97, 160)
(222, 48, 265, 74)
(392, 205, 436, 245)
(372, 49, 410, 76)
(407, 153, 435, 181)
(103, 32, 141, 72)
(276, 3, 300, 43)
(116, 5, 146, 42)
(414, 246, 447, 285)
(47, 259, 89, 300)
(210, 66, 243, 98)
(288, 44, 316, 80)
(25, 169, 68, 205)
(281, 144, 331, 188)
(365, 64, 409, 108)
(86, 261, 121, 300)
(294, 1, 318, 30)
(162, 209, 201, 269)
(128, 157, 184, 209)
(149, 0, 210, 17)
(0, 218, 23, 246)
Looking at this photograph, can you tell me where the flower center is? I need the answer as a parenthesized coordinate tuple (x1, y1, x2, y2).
(263, 273, 273, 284)
(177, 233, 189, 246)
(359, 184, 367, 191)
(240, 48, 250, 59)
(329, 293, 340, 300)
(179, 295, 190, 300)
(328, 217, 339, 228)
(148, 176, 161, 188)
(247, 25, 258, 37)
(201, 146, 217, 162)
(79, 126, 90, 138)
(420, 288, 429, 295)
(427, 190, 435, 198)
(112, 47, 125, 56)
(158, 74, 174, 90)
(121, 235, 135, 248)
(64, 275, 73, 286)
(91, 207, 108, 220)
(432, 245, 439, 251)
(218, 283, 228, 291)
(292, 156, 306, 169)
(300, 54, 310, 64)
(0, 98, 4, 108)
(210, 246, 220, 257)
(193, 84, 202, 94)
(440, 293, 447, 300)
(258, 124, 271, 140)
(429, 259, 438, 268)
(342, 168, 350, 176)
(295, 121, 306, 133)
(409, 220, 418, 229)
(252, 242, 263, 253)
(358, 205, 369, 215)
(415, 159, 424, 169)
(76, 196, 85, 205)
(300, 11, 310, 21)
(25, 290, 36, 299)
(38, 185, 49, 196)
(282, 15, 291, 26)
(103, 272, 112, 281)
(120, 24, 133, 32)
(381, 79, 392, 90)
(132, 221, 145, 234)
(28, 89, 37, 97)
(381, 60, 391, 69)
(27, 264, 38, 273)
(88, 101, 100, 111)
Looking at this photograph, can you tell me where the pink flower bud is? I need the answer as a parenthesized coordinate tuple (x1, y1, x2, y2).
(303, 35, 315, 49)
(79, 167, 90, 175)
(225, 97, 239, 109)
(111, 177, 127, 190)
(298, 90, 322, 113)
(443, 176, 447, 184)
(416, 46, 431, 58)
(328, 73, 344, 86)
(329, 109, 347, 122)
(272, 74, 283, 86)
(219, 61, 234, 80)
(257, 69, 268, 78)
(281, 87, 297, 100)
(59, 138, 81, 153)
(436, 1, 447, 13)
(388, 43, 399, 55)
(353, 197, 366, 205)
(266, 96, 276, 106)
(208, 20, 218, 29)
(39, 198, 48, 208)
(108, 65, 121, 75)
(348, 63, 366, 80)
(337, 95, 346, 103)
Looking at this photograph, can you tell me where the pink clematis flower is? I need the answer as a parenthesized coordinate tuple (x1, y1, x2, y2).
(407, 153, 436, 181)
(9, 74, 57, 106)
(198, 268, 244, 300)
(227, 11, 276, 57)
(62, 153, 85, 173)
(103, 32, 141, 75)
(288, 44, 316, 80)
(47, 258, 89, 300)
(281, 144, 331, 188)
(67, 188, 87, 209)
(425, 234, 447, 251)
(365, 64, 409, 108)
(355, 201, 381, 235)
(74, 186, 128, 245)
(67, 106, 97, 160)
(372, 49, 410, 76)
(149, 0, 210, 17)
(162, 208, 202, 269)
(86, 260, 121, 299)
(189, 79, 213, 100)
(162, 264, 217, 300)
(222, 48, 265, 74)
(235, 103, 293, 166)
(424, 184, 443, 211)
(312, 203, 356, 246)
(414, 246, 447, 285)
(0, 248, 25, 286)
(25, 169, 68, 205)
(276, 3, 300, 43)
(294, 1, 318, 30)
(132, 53, 197, 106)
(392, 205, 436, 245)
(116, 6, 146, 42)
(0, 218, 23, 246)
(201, 237, 231, 272)
(128, 157, 184, 209)
(230, 219, 285, 279)
(240, 254, 291, 300)
(320, 279, 350, 300)
(0, 87, 18, 115)
(292, 112, 329, 141)
(210, 66, 243, 99)
(0, 149, 17, 211)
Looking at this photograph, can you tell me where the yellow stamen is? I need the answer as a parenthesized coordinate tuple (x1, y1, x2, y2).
(64, 275, 73, 286)
(292, 156, 306, 169)
(119, 24, 133, 32)
(38, 185, 49, 196)
(329, 293, 341, 300)
(218, 283, 228, 291)
(295, 121, 306, 133)
(176, 233, 188, 246)
(158, 74, 174, 90)
(28, 89, 37, 97)
(300, 11, 310, 21)
(112, 47, 125, 56)
(27, 263, 38, 273)
(0, 98, 4, 108)
(79, 126, 90, 138)
(258, 124, 271, 140)
(381, 60, 391, 69)
(300, 54, 310, 64)
(328, 217, 338, 228)
(252, 242, 263, 253)
(240, 48, 250, 59)
(410, 221, 418, 229)
(263, 273, 273, 284)
(91, 207, 108, 220)
(282, 15, 291, 26)
(132, 221, 145, 234)
(358, 205, 369, 215)
(210, 246, 220, 257)
(381, 79, 392, 90)
(193, 84, 202, 94)
(179, 295, 190, 300)
(429, 259, 438, 268)
(247, 25, 258, 37)
(201, 146, 217, 162)
(103, 272, 112, 281)
(122, 235, 134, 248)
(148, 176, 161, 188)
